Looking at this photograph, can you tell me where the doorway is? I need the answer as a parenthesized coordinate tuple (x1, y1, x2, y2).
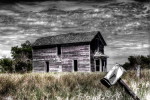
(95, 59, 100, 71)
(46, 61, 49, 72)
(74, 60, 78, 72)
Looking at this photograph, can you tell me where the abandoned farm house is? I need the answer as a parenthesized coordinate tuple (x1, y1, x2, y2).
(32, 31, 108, 72)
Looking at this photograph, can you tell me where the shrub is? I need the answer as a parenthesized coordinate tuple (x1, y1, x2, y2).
(0, 58, 13, 73)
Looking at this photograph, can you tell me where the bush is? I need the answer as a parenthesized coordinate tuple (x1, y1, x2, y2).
(122, 55, 150, 70)
(15, 61, 32, 73)
(0, 58, 13, 73)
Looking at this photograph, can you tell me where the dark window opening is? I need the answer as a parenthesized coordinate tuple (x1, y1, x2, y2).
(74, 60, 78, 71)
(96, 59, 100, 71)
(57, 46, 61, 55)
(46, 61, 49, 72)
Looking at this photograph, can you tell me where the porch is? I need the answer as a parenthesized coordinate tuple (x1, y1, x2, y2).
(93, 51, 108, 72)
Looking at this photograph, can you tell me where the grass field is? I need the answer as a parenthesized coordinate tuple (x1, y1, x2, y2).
(0, 70, 150, 100)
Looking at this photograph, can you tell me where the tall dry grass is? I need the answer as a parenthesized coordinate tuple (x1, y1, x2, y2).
(0, 70, 149, 100)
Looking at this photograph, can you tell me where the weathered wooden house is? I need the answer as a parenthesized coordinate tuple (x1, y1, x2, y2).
(32, 31, 108, 72)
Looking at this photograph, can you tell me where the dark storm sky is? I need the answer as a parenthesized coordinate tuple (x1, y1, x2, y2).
(0, 0, 149, 69)
(0, 0, 149, 3)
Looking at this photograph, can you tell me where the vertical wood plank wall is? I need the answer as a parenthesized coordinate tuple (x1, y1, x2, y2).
(62, 45, 90, 72)
(32, 47, 57, 72)
(32, 44, 91, 72)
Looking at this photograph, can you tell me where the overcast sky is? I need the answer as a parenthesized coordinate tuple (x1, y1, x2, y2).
(0, 0, 150, 69)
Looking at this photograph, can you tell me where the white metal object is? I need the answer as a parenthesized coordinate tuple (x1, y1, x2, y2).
(101, 64, 140, 100)
(101, 64, 126, 87)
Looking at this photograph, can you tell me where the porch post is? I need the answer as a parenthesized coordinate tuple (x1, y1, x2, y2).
(100, 59, 102, 72)
(105, 60, 107, 72)
(94, 59, 96, 72)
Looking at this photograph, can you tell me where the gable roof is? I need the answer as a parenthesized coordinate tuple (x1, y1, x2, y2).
(32, 31, 107, 47)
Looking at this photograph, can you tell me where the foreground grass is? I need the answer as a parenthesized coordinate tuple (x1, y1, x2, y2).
(0, 70, 150, 100)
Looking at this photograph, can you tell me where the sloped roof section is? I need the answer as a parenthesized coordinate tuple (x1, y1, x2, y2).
(32, 31, 106, 47)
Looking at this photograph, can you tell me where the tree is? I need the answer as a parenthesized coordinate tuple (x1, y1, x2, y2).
(122, 55, 150, 70)
(122, 62, 130, 70)
(11, 40, 32, 73)
(0, 58, 13, 73)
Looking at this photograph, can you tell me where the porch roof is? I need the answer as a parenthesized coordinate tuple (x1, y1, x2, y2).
(94, 51, 109, 58)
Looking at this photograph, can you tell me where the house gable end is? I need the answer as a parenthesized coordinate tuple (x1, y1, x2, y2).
(91, 32, 107, 46)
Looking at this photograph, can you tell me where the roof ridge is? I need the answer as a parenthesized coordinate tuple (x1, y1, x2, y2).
(40, 31, 100, 39)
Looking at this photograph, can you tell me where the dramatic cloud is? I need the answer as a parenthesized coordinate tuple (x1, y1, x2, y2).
(0, 0, 149, 69)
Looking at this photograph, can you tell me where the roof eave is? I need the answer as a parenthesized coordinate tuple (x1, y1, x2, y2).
(32, 41, 91, 49)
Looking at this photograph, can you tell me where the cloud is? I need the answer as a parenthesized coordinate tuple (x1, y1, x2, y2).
(114, 22, 141, 34)
(15, 3, 49, 12)
(119, 44, 150, 50)
(0, 26, 19, 31)
(0, 44, 11, 58)
(134, 0, 150, 2)
(116, 0, 135, 2)
(0, 10, 19, 16)
(27, 21, 48, 25)
(0, 50, 11, 58)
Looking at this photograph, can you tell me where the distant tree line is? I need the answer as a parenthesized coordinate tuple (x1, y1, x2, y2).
(0, 40, 32, 73)
(122, 55, 150, 70)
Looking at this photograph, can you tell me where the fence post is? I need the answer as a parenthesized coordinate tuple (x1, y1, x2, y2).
(136, 65, 141, 78)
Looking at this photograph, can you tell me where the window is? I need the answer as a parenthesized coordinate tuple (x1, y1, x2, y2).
(57, 46, 61, 55)
(46, 61, 49, 72)
(74, 60, 78, 71)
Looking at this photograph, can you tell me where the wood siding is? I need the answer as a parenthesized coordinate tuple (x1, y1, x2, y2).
(32, 47, 57, 72)
(32, 44, 91, 72)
